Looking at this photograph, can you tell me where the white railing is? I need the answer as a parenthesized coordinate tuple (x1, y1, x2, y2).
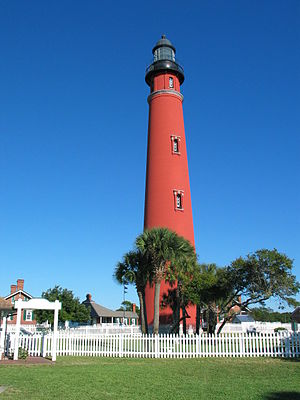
(5, 324, 38, 333)
(5, 331, 300, 359)
(216, 322, 295, 334)
(67, 325, 141, 335)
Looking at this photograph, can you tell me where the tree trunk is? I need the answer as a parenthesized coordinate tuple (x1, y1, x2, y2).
(196, 305, 200, 335)
(174, 285, 180, 334)
(142, 290, 148, 334)
(137, 291, 146, 334)
(217, 318, 227, 334)
(182, 306, 187, 335)
(153, 280, 161, 335)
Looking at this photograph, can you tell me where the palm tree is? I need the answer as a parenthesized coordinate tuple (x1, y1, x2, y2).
(114, 251, 149, 334)
(136, 227, 196, 334)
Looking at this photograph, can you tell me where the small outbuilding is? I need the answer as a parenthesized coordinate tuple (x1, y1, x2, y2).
(231, 314, 255, 324)
(82, 294, 139, 326)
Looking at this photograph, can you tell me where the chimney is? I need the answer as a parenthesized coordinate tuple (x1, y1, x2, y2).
(11, 284, 17, 294)
(132, 303, 136, 313)
(17, 279, 24, 291)
(86, 294, 92, 302)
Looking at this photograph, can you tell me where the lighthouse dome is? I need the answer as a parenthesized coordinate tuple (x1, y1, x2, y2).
(152, 35, 176, 53)
(152, 35, 176, 62)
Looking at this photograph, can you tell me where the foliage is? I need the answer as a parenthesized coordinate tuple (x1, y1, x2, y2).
(34, 286, 90, 325)
(117, 300, 140, 315)
(182, 263, 230, 334)
(136, 228, 196, 334)
(216, 249, 299, 333)
(114, 250, 149, 333)
(250, 307, 292, 323)
(179, 249, 299, 334)
(274, 327, 288, 332)
(18, 347, 28, 360)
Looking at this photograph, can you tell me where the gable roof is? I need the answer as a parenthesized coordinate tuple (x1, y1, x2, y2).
(5, 289, 33, 301)
(83, 299, 138, 319)
(232, 314, 255, 323)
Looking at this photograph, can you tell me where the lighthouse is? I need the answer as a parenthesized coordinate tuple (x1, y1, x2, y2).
(144, 35, 196, 330)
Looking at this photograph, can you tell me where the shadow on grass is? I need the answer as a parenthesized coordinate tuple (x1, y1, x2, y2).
(263, 392, 300, 400)
(280, 357, 300, 362)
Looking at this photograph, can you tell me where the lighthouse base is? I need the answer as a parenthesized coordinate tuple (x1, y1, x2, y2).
(145, 281, 197, 334)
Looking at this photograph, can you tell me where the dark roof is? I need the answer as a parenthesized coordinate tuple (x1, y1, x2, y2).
(82, 299, 138, 319)
(152, 35, 176, 53)
(114, 310, 138, 319)
(0, 297, 14, 312)
(232, 314, 255, 323)
(292, 307, 300, 322)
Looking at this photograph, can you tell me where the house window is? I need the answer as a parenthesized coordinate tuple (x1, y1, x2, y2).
(131, 319, 136, 326)
(25, 310, 32, 321)
(174, 190, 184, 210)
(171, 135, 181, 154)
(169, 77, 174, 88)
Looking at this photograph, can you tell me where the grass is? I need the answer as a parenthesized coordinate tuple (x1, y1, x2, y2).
(0, 357, 299, 400)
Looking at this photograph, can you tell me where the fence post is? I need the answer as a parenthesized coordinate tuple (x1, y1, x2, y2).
(119, 334, 123, 358)
(42, 334, 46, 358)
(155, 334, 159, 358)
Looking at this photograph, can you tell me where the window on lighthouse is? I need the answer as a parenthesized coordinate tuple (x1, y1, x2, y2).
(173, 138, 179, 153)
(171, 135, 180, 154)
(174, 191, 184, 210)
(169, 77, 174, 88)
(176, 194, 182, 209)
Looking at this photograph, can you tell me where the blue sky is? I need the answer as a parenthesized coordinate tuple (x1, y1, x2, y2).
(1, 1, 299, 310)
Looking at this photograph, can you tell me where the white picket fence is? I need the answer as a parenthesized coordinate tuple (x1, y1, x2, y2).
(5, 331, 300, 359)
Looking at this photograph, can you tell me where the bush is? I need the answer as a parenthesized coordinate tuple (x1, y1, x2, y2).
(18, 347, 29, 360)
(274, 327, 287, 333)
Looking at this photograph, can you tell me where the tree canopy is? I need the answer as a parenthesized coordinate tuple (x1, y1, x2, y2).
(215, 249, 299, 332)
(35, 286, 90, 325)
(136, 228, 196, 334)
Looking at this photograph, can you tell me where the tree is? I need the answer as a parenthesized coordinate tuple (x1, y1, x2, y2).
(136, 228, 196, 334)
(117, 300, 140, 314)
(161, 258, 199, 334)
(249, 307, 291, 323)
(35, 286, 90, 325)
(216, 249, 300, 333)
(183, 264, 228, 334)
(114, 250, 149, 333)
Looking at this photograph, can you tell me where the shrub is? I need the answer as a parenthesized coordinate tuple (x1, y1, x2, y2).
(274, 327, 288, 333)
(18, 347, 29, 360)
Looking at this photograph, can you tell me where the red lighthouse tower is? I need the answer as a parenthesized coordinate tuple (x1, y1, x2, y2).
(144, 36, 196, 331)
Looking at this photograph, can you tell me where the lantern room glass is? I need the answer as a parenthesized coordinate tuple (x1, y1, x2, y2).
(154, 47, 175, 62)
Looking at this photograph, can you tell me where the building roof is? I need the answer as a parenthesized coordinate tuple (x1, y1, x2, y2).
(152, 35, 176, 53)
(82, 296, 138, 319)
(5, 289, 33, 300)
(232, 314, 255, 323)
(291, 307, 300, 322)
(0, 297, 14, 312)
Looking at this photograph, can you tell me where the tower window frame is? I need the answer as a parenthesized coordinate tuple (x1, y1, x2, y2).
(170, 135, 181, 155)
(173, 190, 184, 211)
(169, 76, 174, 89)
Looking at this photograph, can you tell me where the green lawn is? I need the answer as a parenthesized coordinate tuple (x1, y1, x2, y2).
(0, 357, 299, 400)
